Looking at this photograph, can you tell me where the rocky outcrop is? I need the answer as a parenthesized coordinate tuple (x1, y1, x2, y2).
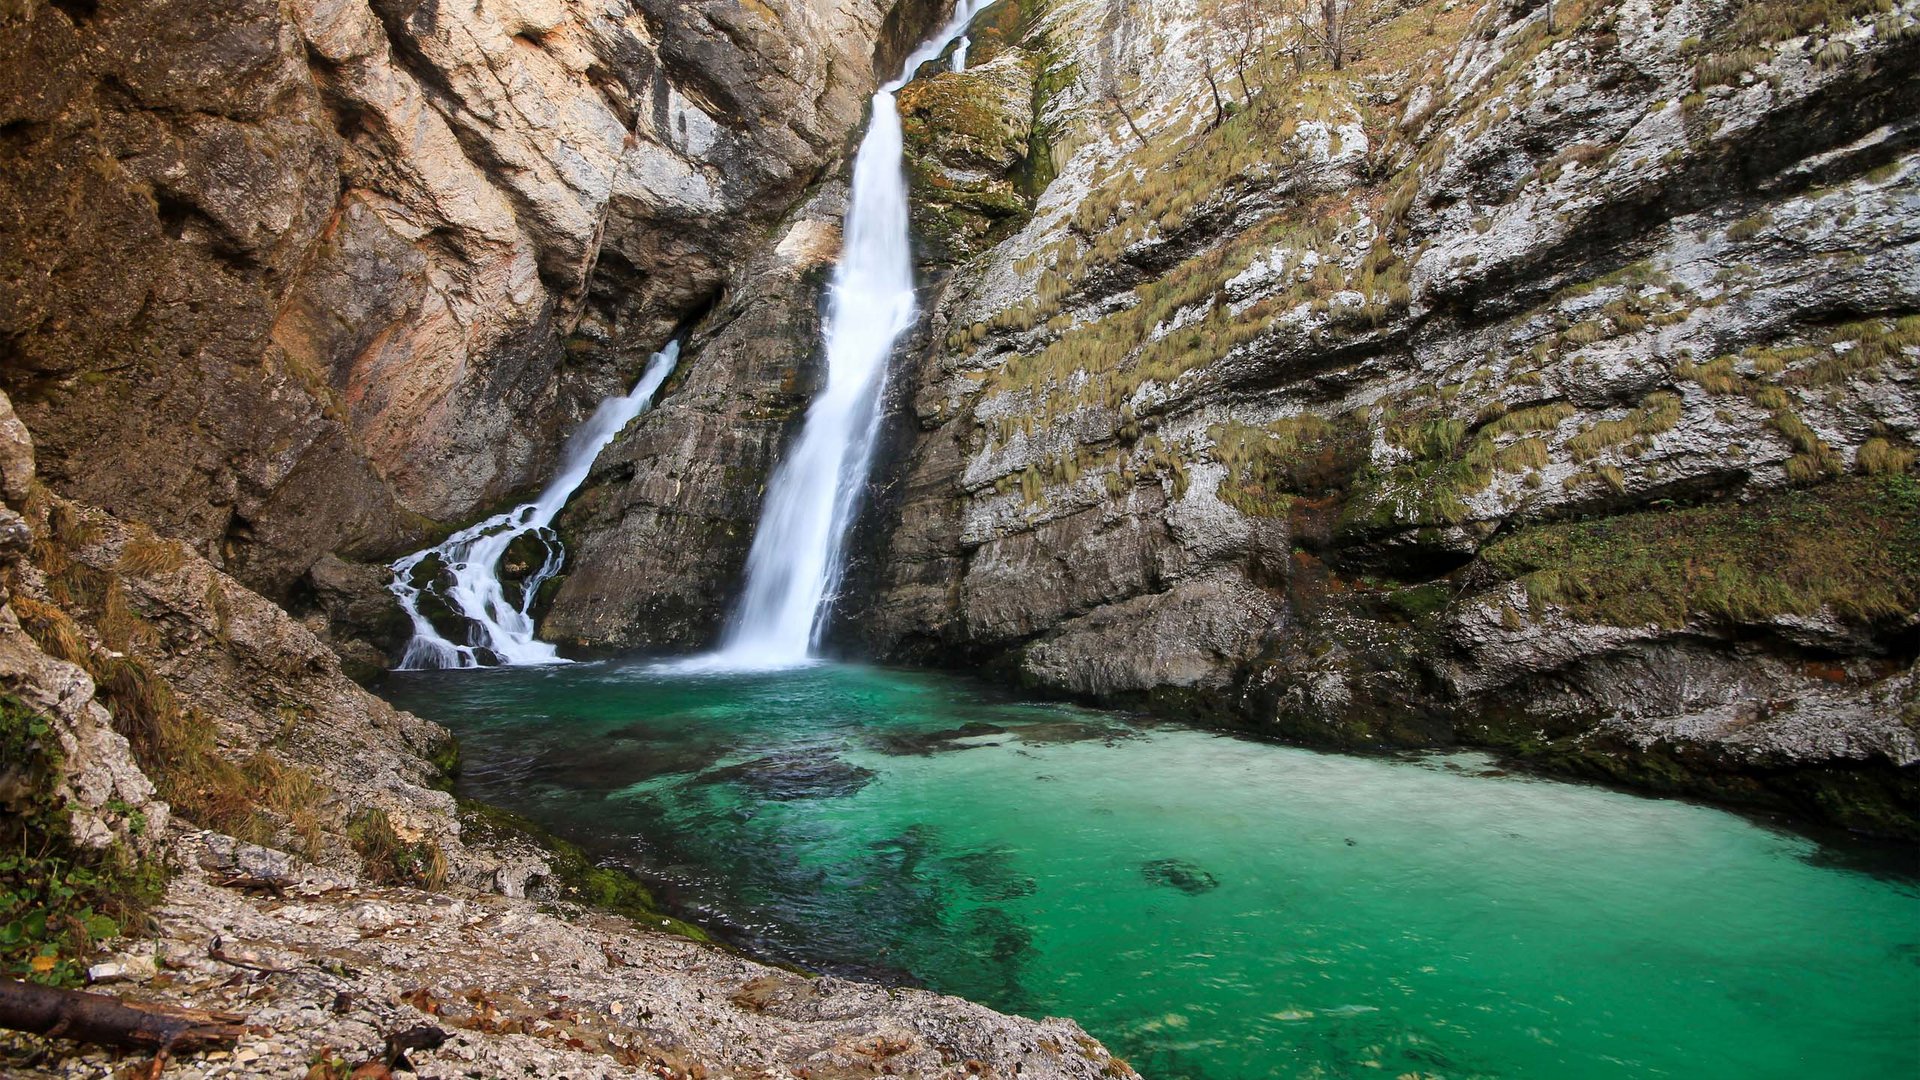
(2, 828, 1131, 1080)
(815, 0, 1920, 832)
(0, 383, 1131, 1073)
(543, 0, 1053, 651)
(0, 0, 930, 657)
(544, 188, 851, 650)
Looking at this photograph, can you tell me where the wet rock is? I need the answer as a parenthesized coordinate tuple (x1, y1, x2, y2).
(833, 0, 1920, 833)
(873, 720, 1010, 755)
(525, 733, 727, 790)
(696, 750, 878, 801)
(545, 186, 855, 650)
(1140, 858, 1220, 895)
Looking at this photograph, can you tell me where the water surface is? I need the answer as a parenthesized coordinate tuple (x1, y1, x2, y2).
(380, 662, 1920, 1080)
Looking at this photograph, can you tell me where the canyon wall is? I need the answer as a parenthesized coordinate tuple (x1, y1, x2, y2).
(0, 0, 924, 666)
(855, 0, 1920, 832)
(545, 0, 1920, 833)
(4, 0, 1915, 837)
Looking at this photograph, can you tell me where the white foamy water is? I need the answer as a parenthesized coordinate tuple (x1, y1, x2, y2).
(388, 343, 680, 669)
(696, 3, 984, 671)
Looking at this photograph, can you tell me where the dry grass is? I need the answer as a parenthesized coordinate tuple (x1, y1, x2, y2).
(1771, 408, 1842, 481)
(1857, 437, 1916, 475)
(16, 500, 333, 849)
(1566, 392, 1681, 461)
(9, 594, 89, 666)
(347, 808, 447, 889)
(117, 533, 187, 578)
(1483, 476, 1920, 627)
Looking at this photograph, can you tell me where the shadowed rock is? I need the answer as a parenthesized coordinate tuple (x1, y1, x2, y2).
(696, 750, 877, 801)
(1141, 859, 1220, 895)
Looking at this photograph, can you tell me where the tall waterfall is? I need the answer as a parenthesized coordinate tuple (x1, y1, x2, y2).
(388, 343, 680, 669)
(705, 2, 984, 670)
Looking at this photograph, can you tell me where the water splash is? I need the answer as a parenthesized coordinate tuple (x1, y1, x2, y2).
(699, 3, 985, 671)
(388, 342, 680, 669)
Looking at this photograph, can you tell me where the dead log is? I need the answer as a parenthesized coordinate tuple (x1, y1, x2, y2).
(0, 977, 248, 1053)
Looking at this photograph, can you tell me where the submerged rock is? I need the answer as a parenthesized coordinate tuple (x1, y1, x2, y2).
(873, 720, 1011, 755)
(696, 750, 878, 801)
(1141, 858, 1221, 895)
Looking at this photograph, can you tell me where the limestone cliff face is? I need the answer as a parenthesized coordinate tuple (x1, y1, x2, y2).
(825, 0, 1919, 832)
(537, 0, 1920, 835)
(0, 0, 915, 655)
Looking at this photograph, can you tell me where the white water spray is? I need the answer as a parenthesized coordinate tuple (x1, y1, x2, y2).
(388, 343, 680, 669)
(698, 2, 984, 671)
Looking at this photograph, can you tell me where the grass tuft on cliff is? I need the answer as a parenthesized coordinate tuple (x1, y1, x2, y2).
(1481, 476, 1920, 627)
(16, 505, 336, 856)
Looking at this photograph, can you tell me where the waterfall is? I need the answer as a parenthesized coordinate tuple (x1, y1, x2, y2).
(699, 2, 984, 671)
(388, 343, 680, 669)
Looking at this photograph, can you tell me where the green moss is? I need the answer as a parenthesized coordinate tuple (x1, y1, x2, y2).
(457, 800, 710, 941)
(1338, 411, 1501, 536)
(427, 734, 461, 791)
(1384, 582, 1454, 622)
(0, 695, 165, 987)
(1480, 476, 1920, 627)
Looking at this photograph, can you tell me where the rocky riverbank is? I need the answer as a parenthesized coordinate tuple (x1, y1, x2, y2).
(0, 387, 1129, 1077)
(4, 829, 1130, 1079)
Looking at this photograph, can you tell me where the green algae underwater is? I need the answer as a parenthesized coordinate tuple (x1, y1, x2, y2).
(380, 661, 1920, 1080)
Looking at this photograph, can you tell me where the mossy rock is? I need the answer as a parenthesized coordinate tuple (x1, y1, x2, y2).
(953, 0, 1029, 68)
(1479, 475, 1920, 629)
(457, 799, 710, 941)
(899, 57, 1036, 170)
(1463, 704, 1920, 840)
(900, 51, 1041, 262)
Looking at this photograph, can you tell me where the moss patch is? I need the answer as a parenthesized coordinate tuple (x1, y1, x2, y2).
(1481, 476, 1920, 627)
(457, 800, 709, 941)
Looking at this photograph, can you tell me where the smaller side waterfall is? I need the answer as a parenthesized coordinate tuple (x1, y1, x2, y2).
(388, 343, 680, 669)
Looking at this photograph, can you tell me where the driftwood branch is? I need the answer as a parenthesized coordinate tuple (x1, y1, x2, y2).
(0, 977, 248, 1058)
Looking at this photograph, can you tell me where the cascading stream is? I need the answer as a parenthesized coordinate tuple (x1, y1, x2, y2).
(702, 1, 984, 671)
(388, 342, 680, 669)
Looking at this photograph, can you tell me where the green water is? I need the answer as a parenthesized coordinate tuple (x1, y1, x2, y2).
(380, 661, 1920, 1079)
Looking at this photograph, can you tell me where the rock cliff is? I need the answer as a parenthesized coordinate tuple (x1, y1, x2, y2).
(0, 0, 927, 660)
(546, 0, 1919, 833)
(853, 0, 1920, 833)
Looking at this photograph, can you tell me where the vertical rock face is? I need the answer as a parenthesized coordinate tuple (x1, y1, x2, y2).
(820, 0, 1920, 832)
(545, 190, 850, 649)
(543, 0, 1048, 651)
(0, 0, 919, 641)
